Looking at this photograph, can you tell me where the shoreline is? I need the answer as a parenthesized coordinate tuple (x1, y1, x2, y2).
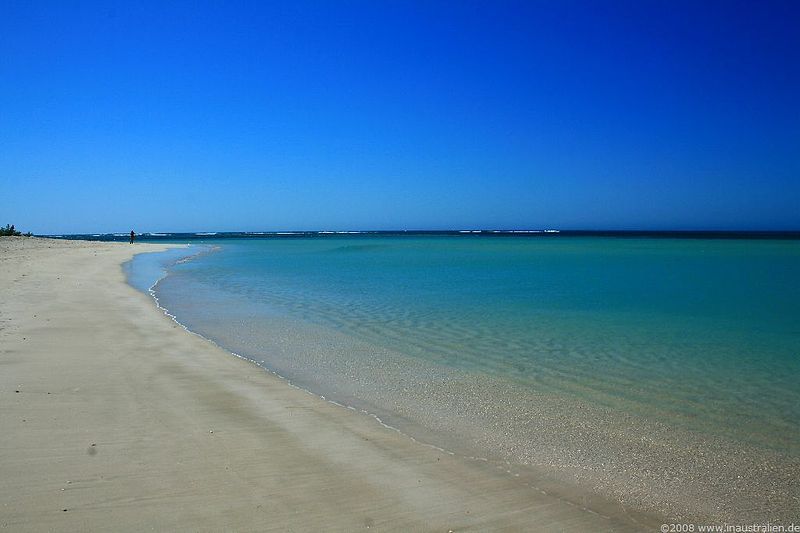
(140, 240, 800, 525)
(0, 237, 658, 531)
(134, 247, 654, 524)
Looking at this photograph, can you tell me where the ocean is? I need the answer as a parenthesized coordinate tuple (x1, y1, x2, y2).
(125, 234, 800, 522)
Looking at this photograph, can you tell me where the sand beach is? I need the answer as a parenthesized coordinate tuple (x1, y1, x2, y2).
(0, 237, 660, 531)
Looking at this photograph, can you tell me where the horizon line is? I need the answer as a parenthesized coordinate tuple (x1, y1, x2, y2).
(37, 228, 800, 237)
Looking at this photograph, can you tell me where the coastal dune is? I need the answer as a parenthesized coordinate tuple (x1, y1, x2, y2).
(0, 237, 655, 531)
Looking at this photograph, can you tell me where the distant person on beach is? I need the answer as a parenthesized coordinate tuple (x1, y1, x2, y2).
(129, 230, 135, 244)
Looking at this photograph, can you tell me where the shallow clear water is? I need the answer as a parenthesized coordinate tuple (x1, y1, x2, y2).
(123, 246, 200, 293)
(134, 236, 800, 457)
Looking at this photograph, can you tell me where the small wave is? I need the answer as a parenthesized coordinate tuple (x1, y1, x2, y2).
(195, 232, 218, 236)
(328, 244, 385, 253)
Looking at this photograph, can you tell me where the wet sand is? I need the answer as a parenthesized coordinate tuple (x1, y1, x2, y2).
(0, 237, 658, 531)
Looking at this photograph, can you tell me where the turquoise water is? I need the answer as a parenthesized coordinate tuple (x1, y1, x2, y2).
(137, 236, 800, 457)
(124, 246, 199, 293)
(124, 235, 800, 521)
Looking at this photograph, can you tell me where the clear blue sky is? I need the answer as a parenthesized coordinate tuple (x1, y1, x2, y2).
(1, 1, 798, 234)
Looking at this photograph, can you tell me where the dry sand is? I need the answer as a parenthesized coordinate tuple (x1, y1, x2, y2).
(0, 237, 658, 531)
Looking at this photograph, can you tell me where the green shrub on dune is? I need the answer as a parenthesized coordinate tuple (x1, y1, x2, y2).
(0, 224, 32, 237)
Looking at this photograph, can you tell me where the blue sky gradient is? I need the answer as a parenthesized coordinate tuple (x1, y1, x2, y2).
(1, 1, 798, 233)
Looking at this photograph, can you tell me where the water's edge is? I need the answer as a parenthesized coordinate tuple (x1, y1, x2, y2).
(123, 245, 666, 528)
(123, 243, 800, 526)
